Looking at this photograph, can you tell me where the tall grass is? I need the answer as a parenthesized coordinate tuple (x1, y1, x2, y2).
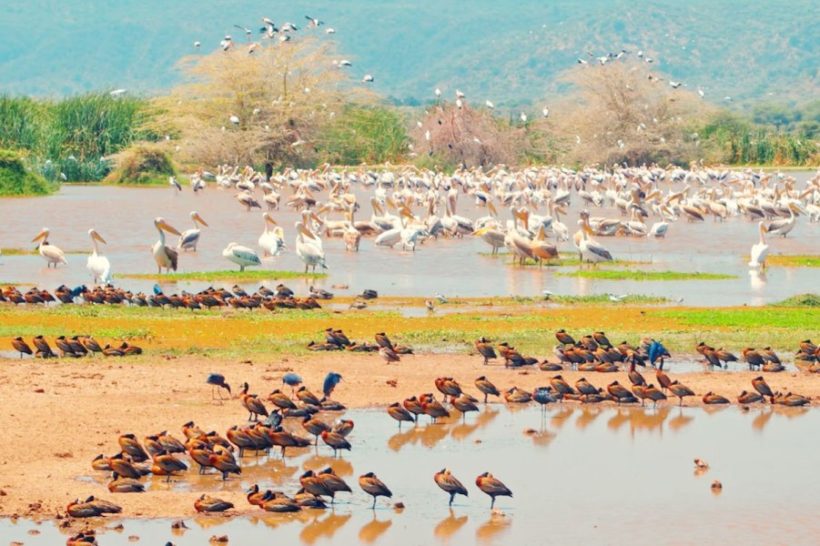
(700, 113, 817, 165)
(0, 93, 149, 181)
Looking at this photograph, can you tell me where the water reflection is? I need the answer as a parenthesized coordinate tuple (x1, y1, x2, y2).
(358, 514, 392, 543)
(434, 509, 469, 541)
(3, 406, 819, 545)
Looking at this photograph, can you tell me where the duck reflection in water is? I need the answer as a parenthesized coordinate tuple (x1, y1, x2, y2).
(358, 513, 393, 544)
(476, 513, 512, 543)
(299, 512, 352, 545)
(435, 509, 469, 540)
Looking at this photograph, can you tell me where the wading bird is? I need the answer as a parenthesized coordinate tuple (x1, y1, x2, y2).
(206, 373, 231, 400)
(359, 472, 392, 508)
(475, 472, 512, 508)
(177, 212, 208, 251)
(32, 228, 67, 268)
(222, 242, 261, 271)
(434, 469, 468, 506)
(152, 218, 181, 274)
(86, 229, 111, 284)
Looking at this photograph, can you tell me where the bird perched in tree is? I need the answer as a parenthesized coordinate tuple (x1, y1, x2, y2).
(206, 373, 231, 401)
(323, 372, 343, 398)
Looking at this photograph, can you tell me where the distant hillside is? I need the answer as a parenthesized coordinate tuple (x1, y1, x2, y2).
(1, 1, 817, 107)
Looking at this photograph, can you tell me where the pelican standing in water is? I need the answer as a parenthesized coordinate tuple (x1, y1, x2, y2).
(222, 242, 261, 271)
(178, 211, 208, 251)
(748, 221, 769, 269)
(86, 229, 111, 284)
(295, 221, 327, 273)
(575, 220, 613, 263)
(152, 217, 181, 274)
(32, 228, 67, 268)
(259, 213, 285, 257)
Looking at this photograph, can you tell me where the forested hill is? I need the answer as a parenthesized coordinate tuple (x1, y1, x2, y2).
(1, 0, 816, 107)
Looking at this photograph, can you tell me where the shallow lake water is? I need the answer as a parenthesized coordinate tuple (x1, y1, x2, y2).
(2, 405, 818, 545)
(0, 174, 818, 306)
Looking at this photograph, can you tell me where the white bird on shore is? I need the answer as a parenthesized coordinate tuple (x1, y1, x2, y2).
(609, 294, 627, 302)
(178, 212, 208, 251)
(222, 243, 261, 271)
(86, 229, 110, 284)
(748, 221, 769, 269)
(32, 228, 67, 268)
(362, 74, 374, 83)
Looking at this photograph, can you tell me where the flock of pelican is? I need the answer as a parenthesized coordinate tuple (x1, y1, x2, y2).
(16, 165, 820, 284)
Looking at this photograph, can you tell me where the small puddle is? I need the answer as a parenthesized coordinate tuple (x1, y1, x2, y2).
(2, 405, 818, 544)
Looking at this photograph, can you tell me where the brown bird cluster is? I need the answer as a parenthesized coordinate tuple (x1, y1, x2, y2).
(474, 337, 539, 368)
(306, 330, 413, 362)
(9, 335, 142, 359)
(1, 283, 322, 311)
(554, 329, 669, 371)
(698, 341, 791, 372)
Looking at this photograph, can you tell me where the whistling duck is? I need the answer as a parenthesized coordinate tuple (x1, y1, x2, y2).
(628, 361, 647, 386)
(151, 451, 188, 482)
(475, 472, 512, 508)
(422, 397, 451, 423)
(775, 392, 810, 406)
(240, 383, 269, 421)
(333, 419, 355, 437)
(321, 430, 351, 457)
(66, 531, 98, 545)
(434, 469, 468, 506)
(632, 384, 648, 406)
(246, 484, 269, 507)
(655, 368, 673, 392)
(388, 402, 415, 428)
(317, 467, 352, 503)
(702, 392, 730, 405)
(475, 337, 497, 365)
(359, 472, 392, 509)
(209, 451, 241, 480)
(575, 378, 598, 396)
(550, 375, 575, 396)
(668, 380, 695, 406)
(302, 416, 331, 445)
(102, 344, 124, 357)
(66, 499, 105, 518)
(607, 381, 637, 404)
(262, 494, 300, 512)
(187, 442, 215, 474)
(195, 494, 234, 512)
(694, 458, 709, 471)
(375, 332, 394, 349)
(751, 376, 774, 402)
(475, 376, 500, 403)
(738, 390, 764, 404)
(32, 335, 56, 358)
(403, 396, 424, 422)
(206, 373, 231, 400)
(742, 348, 765, 371)
(453, 395, 479, 423)
(435, 377, 463, 402)
(268, 388, 297, 410)
(643, 384, 667, 408)
(715, 348, 738, 367)
(297, 386, 322, 406)
(10, 337, 32, 358)
(555, 329, 575, 346)
(504, 387, 532, 404)
(300, 470, 333, 498)
(107, 473, 145, 493)
(118, 434, 149, 462)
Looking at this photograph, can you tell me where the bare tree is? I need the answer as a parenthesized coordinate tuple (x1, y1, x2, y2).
(535, 61, 714, 166)
(410, 102, 528, 168)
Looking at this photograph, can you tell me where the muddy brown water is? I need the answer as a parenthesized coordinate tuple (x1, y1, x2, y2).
(0, 176, 818, 306)
(2, 405, 818, 545)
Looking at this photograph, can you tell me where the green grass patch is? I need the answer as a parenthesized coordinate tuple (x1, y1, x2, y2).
(558, 269, 735, 281)
(116, 270, 326, 282)
(1, 247, 85, 256)
(766, 255, 820, 268)
(652, 307, 820, 329)
(773, 294, 820, 307)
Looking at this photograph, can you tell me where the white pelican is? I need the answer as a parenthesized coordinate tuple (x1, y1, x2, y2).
(152, 217, 181, 274)
(32, 228, 67, 268)
(295, 221, 327, 273)
(649, 221, 669, 238)
(222, 242, 261, 271)
(259, 213, 285, 257)
(86, 229, 110, 284)
(748, 221, 769, 269)
(576, 220, 613, 263)
(765, 206, 796, 237)
(474, 226, 506, 255)
(178, 211, 208, 251)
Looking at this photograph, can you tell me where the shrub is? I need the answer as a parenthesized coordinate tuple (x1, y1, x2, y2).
(103, 144, 176, 185)
(0, 148, 56, 196)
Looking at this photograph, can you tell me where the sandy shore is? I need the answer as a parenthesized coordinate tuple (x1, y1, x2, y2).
(0, 352, 817, 521)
